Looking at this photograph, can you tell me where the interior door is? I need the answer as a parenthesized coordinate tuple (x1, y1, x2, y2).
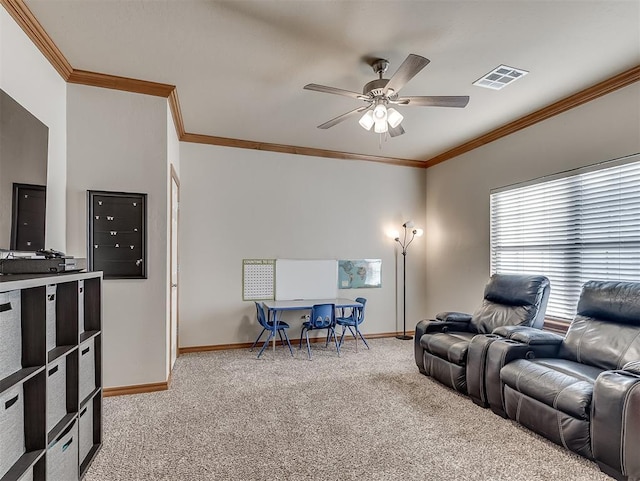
(170, 167, 180, 371)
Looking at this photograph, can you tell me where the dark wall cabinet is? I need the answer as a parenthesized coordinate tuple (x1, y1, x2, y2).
(88, 191, 146, 279)
(0, 271, 102, 481)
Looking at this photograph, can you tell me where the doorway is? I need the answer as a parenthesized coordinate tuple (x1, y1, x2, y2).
(169, 166, 180, 373)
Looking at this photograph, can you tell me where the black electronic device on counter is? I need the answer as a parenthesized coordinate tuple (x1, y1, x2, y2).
(0, 256, 87, 274)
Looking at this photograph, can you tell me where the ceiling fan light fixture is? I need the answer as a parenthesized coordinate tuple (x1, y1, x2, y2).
(374, 118, 388, 134)
(387, 108, 403, 129)
(373, 103, 387, 121)
(358, 110, 375, 130)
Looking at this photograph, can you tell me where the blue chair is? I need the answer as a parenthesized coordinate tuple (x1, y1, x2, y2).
(299, 303, 339, 360)
(250, 302, 293, 358)
(336, 297, 369, 349)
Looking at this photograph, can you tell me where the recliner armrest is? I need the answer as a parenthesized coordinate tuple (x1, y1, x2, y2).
(414, 319, 473, 373)
(623, 360, 640, 375)
(592, 368, 640, 480)
(509, 329, 564, 346)
(492, 325, 540, 338)
(436, 311, 472, 323)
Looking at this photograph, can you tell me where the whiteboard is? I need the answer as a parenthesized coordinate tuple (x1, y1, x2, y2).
(275, 259, 338, 300)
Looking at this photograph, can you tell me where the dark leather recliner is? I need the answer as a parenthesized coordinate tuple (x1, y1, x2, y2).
(486, 281, 640, 480)
(414, 274, 550, 398)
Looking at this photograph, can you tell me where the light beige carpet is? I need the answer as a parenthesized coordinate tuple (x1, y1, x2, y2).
(85, 338, 611, 480)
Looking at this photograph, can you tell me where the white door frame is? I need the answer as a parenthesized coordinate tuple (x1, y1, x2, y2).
(169, 164, 180, 374)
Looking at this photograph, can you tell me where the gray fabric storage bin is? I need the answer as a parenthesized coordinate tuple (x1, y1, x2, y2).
(46, 355, 67, 432)
(0, 384, 25, 479)
(79, 338, 95, 402)
(17, 465, 33, 481)
(46, 284, 57, 352)
(78, 401, 93, 464)
(78, 280, 85, 335)
(46, 419, 78, 481)
(0, 290, 22, 381)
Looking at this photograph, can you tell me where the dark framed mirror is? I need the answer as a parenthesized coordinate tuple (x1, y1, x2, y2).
(0, 89, 49, 252)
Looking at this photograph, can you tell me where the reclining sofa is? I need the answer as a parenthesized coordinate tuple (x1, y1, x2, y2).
(414, 274, 550, 400)
(483, 280, 640, 480)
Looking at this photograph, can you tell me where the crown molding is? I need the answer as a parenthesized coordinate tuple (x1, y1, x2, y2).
(67, 70, 175, 97)
(424, 64, 640, 168)
(3, 0, 638, 170)
(181, 133, 426, 168)
(1, 0, 73, 79)
(168, 89, 186, 138)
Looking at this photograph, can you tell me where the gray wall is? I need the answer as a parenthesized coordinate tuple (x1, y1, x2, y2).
(178, 142, 427, 347)
(425, 83, 640, 317)
(66, 84, 170, 388)
(0, 8, 67, 251)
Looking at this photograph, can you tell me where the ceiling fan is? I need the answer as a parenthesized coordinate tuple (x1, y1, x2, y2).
(304, 54, 469, 138)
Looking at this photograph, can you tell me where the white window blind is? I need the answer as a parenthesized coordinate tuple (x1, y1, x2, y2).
(490, 154, 640, 321)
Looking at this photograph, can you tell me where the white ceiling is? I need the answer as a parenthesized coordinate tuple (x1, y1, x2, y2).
(25, 0, 640, 162)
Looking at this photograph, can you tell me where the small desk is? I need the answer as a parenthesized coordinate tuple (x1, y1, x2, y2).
(263, 298, 364, 353)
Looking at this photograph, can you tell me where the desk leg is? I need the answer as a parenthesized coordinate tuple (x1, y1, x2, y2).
(272, 311, 277, 353)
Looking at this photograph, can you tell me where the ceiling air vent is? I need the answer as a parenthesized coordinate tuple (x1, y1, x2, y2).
(473, 65, 528, 90)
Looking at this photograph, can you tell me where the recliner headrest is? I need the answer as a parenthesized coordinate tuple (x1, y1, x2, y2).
(576, 281, 640, 326)
(484, 274, 550, 307)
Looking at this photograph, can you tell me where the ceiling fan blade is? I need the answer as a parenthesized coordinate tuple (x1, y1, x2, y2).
(397, 96, 470, 108)
(304, 83, 365, 100)
(317, 106, 369, 129)
(388, 124, 405, 138)
(383, 54, 430, 95)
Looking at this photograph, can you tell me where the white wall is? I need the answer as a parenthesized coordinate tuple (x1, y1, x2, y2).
(178, 143, 427, 347)
(0, 8, 67, 251)
(66, 84, 169, 388)
(425, 83, 640, 316)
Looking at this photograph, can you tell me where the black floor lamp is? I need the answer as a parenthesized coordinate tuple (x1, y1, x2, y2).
(394, 221, 423, 340)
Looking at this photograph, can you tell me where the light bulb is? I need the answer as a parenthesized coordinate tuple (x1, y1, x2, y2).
(414, 228, 424, 237)
(387, 108, 403, 129)
(373, 103, 387, 121)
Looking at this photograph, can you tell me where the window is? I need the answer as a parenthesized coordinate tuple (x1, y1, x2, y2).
(490, 153, 640, 321)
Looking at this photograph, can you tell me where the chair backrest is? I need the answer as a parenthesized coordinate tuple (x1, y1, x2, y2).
(559, 280, 640, 370)
(255, 302, 269, 329)
(353, 297, 367, 325)
(309, 303, 335, 329)
(469, 274, 550, 334)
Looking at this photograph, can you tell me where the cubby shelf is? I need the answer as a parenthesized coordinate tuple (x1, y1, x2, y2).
(0, 272, 102, 481)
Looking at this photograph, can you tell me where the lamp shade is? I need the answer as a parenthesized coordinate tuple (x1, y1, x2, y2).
(373, 103, 387, 121)
(387, 108, 403, 129)
(359, 110, 374, 130)
(374, 118, 388, 133)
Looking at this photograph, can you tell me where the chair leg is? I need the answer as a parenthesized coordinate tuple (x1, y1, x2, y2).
(277, 329, 285, 344)
(325, 329, 331, 347)
(348, 326, 357, 340)
(338, 325, 346, 347)
(299, 327, 305, 350)
(358, 330, 370, 349)
(305, 330, 312, 360)
(281, 329, 294, 356)
(250, 328, 267, 351)
(332, 327, 341, 356)
(257, 330, 274, 359)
